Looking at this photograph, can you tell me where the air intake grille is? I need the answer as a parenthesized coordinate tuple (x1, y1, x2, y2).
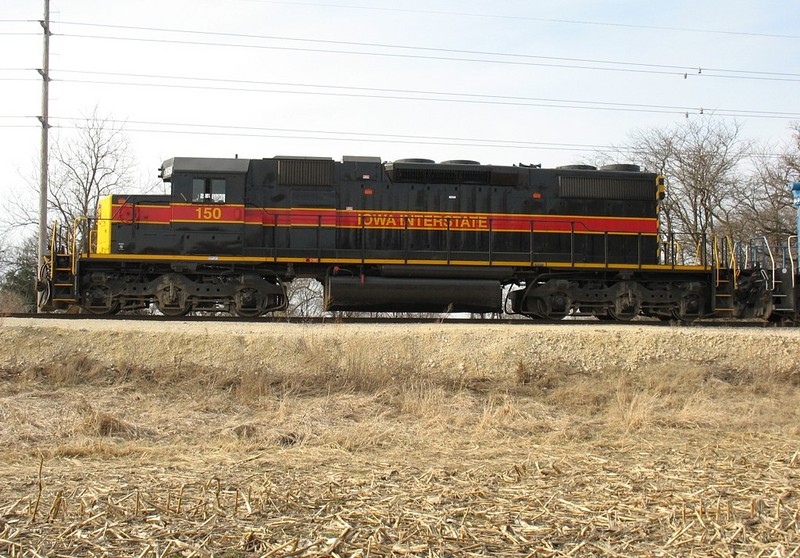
(559, 176, 654, 200)
(278, 159, 334, 186)
(393, 168, 491, 184)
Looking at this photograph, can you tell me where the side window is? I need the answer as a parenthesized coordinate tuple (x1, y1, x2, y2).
(192, 178, 227, 203)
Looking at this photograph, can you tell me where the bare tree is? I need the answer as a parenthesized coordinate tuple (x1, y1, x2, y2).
(5, 108, 135, 247)
(625, 119, 751, 248)
(731, 142, 796, 244)
(285, 278, 325, 317)
(784, 122, 800, 180)
(49, 108, 134, 246)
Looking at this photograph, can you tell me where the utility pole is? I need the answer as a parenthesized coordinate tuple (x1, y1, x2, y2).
(37, 0, 50, 311)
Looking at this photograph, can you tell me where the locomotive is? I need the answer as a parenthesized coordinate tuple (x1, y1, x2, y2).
(38, 155, 800, 323)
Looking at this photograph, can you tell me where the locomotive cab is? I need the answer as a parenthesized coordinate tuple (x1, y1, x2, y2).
(161, 157, 249, 256)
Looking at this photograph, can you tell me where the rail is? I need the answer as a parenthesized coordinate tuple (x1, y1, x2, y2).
(48, 221, 59, 280)
(273, 212, 678, 269)
(788, 236, 797, 287)
(727, 236, 738, 290)
(763, 236, 776, 290)
(81, 209, 714, 270)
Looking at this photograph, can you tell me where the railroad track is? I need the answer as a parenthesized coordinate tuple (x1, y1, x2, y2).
(1, 312, 779, 327)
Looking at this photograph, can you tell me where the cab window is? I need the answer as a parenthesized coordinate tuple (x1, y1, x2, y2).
(192, 178, 226, 203)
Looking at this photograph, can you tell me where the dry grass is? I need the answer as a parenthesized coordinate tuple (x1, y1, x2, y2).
(1, 338, 799, 556)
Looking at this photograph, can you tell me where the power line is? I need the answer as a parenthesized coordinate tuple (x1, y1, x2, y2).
(54, 33, 690, 78)
(47, 77, 694, 116)
(238, 1, 800, 41)
(50, 116, 612, 149)
(51, 75, 800, 120)
(52, 69, 700, 111)
(52, 21, 699, 74)
(53, 69, 800, 118)
(52, 21, 800, 79)
(52, 31, 800, 83)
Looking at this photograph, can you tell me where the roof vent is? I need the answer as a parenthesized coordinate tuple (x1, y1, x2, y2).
(600, 164, 641, 172)
(393, 158, 435, 164)
(556, 164, 597, 171)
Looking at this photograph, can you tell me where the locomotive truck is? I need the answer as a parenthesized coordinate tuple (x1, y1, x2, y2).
(37, 156, 800, 323)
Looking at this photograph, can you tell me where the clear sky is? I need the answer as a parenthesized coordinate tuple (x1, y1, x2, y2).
(1, 0, 799, 231)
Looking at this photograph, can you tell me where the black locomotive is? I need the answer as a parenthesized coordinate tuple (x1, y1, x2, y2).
(39, 156, 799, 322)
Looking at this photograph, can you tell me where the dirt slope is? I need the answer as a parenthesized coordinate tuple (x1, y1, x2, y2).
(2, 318, 799, 379)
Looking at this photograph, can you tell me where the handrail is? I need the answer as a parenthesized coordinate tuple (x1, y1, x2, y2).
(788, 235, 797, 287)
(71, 217, 88, 276)
(48, 221, 59, 280)
(743, 241, 750, 268)
(89, 227, 97, 255)
(726, 236, 738, 289)
(762, 236, 776, 290)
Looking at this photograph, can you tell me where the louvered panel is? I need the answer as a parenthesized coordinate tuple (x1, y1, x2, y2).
(559, 176, 654, 200)
(278, 159, 334, 186)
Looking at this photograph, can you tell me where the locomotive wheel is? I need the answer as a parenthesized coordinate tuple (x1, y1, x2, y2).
(608, 306, 639, 321)
(157, 303, 192, 317)
(155, 279, 192, 316)
(608, 308, 638, 321)
(233, 306, 263, 318)
(608, 291, 641, 321)
(536, 293, 571, 320)
(82, 284, 120, 315)
(233, 287, 266, 317)
(667, 293, 703, 324)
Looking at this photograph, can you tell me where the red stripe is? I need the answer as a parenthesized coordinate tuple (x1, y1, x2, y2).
(110, 204, 657, 234)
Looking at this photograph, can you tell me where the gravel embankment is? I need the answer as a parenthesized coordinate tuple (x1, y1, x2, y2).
(1, 318, 798, 376)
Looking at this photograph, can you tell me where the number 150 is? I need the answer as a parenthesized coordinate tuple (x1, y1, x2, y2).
(196, 207, 222, 220)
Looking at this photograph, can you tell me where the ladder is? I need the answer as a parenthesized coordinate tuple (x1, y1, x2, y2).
(48, 221, 78, 305)
(712, 236, 736, 314)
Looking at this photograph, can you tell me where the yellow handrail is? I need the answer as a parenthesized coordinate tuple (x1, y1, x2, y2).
(48, 221, 59, 280)
(696, 241, 704, 267)
(71, 217, 85, 276)
(726, 236, 738, 289)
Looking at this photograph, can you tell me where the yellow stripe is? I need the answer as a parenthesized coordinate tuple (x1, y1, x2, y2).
(171, 219, 246, 225)
(80, 252, 710, 272)
(169, 202, 246, 208)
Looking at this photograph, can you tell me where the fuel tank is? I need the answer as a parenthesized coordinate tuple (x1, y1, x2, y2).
(324, 276, 502, 313)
